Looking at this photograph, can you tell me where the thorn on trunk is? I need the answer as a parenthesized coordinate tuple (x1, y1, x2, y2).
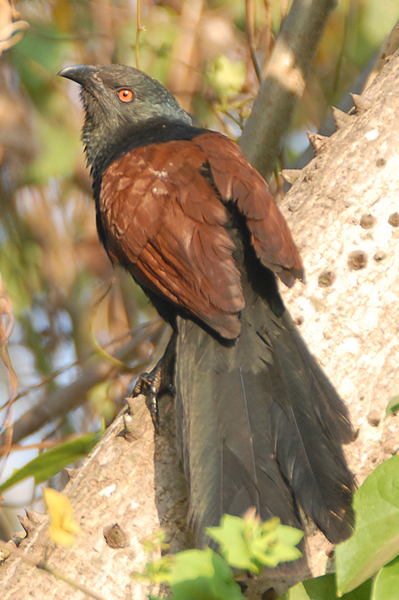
(0, 543, 13, 562)
(64, 467, 77, 480)
(350, 93, 372, 114)
(281, 169, 301, 185)
(307, 131, 329, 155)
(332, 107, 351, 130)
(12, 530, 27, 546)
(123, 397, 150, 440)
(18, 510, 45, 536)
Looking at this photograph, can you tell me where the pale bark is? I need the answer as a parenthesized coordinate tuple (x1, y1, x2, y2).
(2, 49, 399, 600)
(1, 392, 188, 600)
(279, 49, 399, 576)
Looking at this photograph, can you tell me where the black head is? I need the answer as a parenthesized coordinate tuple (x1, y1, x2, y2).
(58, 64, 192, 176)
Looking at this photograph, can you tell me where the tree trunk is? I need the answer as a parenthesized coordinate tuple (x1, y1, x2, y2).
(279, 48, 399, 579)
(2, 50, 399, 600)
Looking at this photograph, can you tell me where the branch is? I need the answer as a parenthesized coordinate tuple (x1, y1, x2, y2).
(1, 319, 165, 446)
(294, 18, 399, 172)
(362, 18, 399, 91)
(3, 26, 399, 600)
(0, 0, 29, 57)
(239, 0, 337, 179)
(1, 393, 180, 599)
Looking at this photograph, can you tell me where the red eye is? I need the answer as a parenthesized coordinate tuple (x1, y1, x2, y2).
(118, 89, 134, 103)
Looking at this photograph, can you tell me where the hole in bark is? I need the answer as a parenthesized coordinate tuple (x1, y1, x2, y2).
(360, 214, 376, 229)
(374, 250, 387, 262)
(388, 212, 399, 227)
(103, 523, 129, 548)
(318, 270, 336, 287)
(347, 250, 368, 271)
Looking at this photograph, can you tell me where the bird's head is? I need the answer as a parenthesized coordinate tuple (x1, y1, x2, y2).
(58, 64, 191, 175)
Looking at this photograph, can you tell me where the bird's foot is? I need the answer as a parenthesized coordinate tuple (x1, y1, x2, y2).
(132, 333, 176, 432)
(132, 367, 173, 431)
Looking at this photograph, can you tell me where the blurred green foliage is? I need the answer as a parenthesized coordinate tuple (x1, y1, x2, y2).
(0, 431, 101, 493)
(136, 513, 303, 599)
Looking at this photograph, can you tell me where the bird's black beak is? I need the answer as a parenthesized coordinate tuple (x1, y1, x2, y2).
(58, 64, 98, 87)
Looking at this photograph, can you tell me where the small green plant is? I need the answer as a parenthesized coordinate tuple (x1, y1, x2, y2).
(134, 511, 303, 600)
(134, 452, 399, 600)
(208, 511, 303, 573)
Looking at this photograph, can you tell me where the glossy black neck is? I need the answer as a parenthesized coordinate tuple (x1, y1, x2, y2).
(89, 118, 207, 184)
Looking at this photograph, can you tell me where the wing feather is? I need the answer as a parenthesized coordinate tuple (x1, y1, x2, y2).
(193, 133, 304, 286)
(99, 141, 244, 338)
(99, 132, 304, 337)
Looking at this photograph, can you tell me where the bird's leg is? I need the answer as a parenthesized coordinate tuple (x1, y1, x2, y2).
(132, 331, 176, 431)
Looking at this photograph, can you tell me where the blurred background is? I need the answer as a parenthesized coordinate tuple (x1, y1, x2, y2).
(0, 0, 397, 540)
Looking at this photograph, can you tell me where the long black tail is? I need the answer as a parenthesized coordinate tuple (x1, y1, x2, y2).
(174, 273, 354, 547)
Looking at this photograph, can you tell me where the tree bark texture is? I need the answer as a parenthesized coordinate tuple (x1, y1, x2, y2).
(1, 51, 399, 600)
(279, 49, 399, 575)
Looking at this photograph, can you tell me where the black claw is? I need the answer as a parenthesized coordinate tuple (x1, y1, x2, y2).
(147, 391, 160, 433)
(130, 332, 176, 433)
(132, 371, 161, 431)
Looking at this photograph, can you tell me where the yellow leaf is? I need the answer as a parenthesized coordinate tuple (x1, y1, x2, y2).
(43, 488, 81, 547)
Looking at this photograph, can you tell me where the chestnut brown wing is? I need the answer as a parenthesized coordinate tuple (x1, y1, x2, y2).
(99, 140, 245, 339)
(193, 132, 304, 287)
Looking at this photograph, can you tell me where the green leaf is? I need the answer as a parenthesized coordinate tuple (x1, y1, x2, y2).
(1, 432, 101, 492)
(207, 513, 303, 573)
(172, 548, 243, 600)
(279, 573, 372, 600)
(372, 555, 399, 600)
(207, 513, 257, 572)
(336, 455, 399, 595)
(133, 555, 174, 585)
(141, 548, 244, 600)
(386, 396, 399, 417)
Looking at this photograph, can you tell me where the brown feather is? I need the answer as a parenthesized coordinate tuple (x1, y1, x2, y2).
(99, 141, 245, 339)
(100, 135, 305, 338)
(193, 133, 304, 286)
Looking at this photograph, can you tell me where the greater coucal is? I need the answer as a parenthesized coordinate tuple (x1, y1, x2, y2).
(59, 64, 354, 548)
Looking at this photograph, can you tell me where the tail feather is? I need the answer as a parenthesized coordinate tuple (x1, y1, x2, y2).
(175, 317, 298, 547)
(267, 313, 354, 542)
(174, 285, 354, 548)
(282, 312, 353, 445)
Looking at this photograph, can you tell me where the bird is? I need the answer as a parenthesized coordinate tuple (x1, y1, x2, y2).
(58, 64, 355, 550)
